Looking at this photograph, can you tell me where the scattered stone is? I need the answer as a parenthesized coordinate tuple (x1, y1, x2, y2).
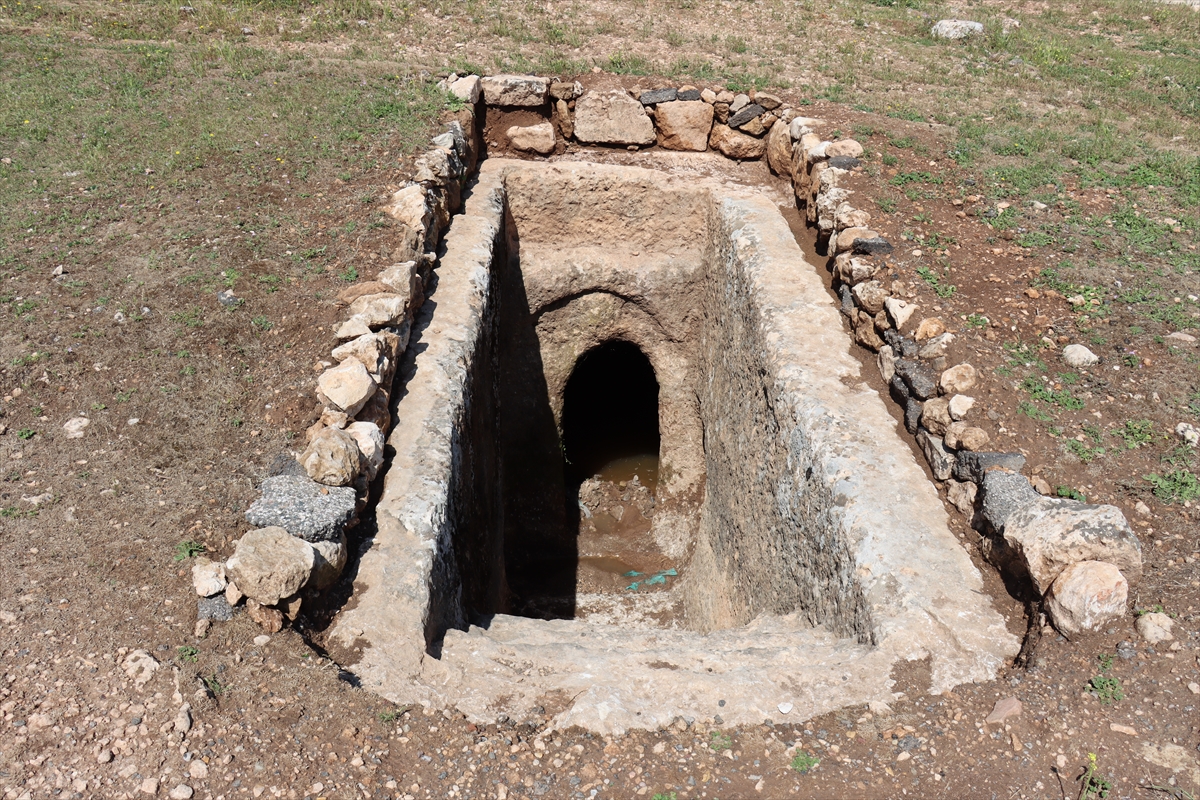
(940, 363, 978, 394)
(574, 90, 655, 146)
(851, 280, 888, 315)
(851, 236, 893, 256)
(984, 696, 1022, 726)
(700, 88, 717, 104)
(729, 93, 750, 113)
(191, 558, 227, 598)
(677, 87, 701, 102)
(225, 580, 243, 606)
(827, 155, 862, 170)
(917, 429, 956, 480)
(448, 75, 481, 104)
(317, 359, 378, 417)
(835, 204, 872, 230)
(954, 451, 1026, 482)
(931, 19, 984, 39)
(279, 594, 303, 621)
(121, 650, 160, 688)
(62, 416, 90, 439)
(1002, 500, 1143, 593)
(193, 618, 210, 638)
(765, 120, 792, 175)
(654, 100, 714, 152)
(226, 527, 316, 606)
(753, 91, 782, 110)
(639, 87, 677, 105)
(946, 423, 989, 452)
(173, 704, 191, 734)
(480, 74, 549, 106)
(197, 596, 234, 621)
(507, 122, 556, 155)
(1136, 611, 1174, 644)
(1045, 561, 1128, 636)
(1002, 17, 1021, 35)
(1134, 500, 1152, 517)
(300, 426, 364, 487)
(97, 749, 113, 764)
(188, 761, 209, 780)
(708, 123, 767, 159)
(921, 398, 952, 436)
(168, 784, 194, 800)
(918, 332, 955, 360)
(1166, 331, 1197, 343)
(346, 292, 411, 330)
(139, 777, 160, 795)
(335, 316, 373, 341)
(826, 139, 864, 158)
(246, 475, 357, 542)
(1031, 475, 1053, 495)
(1062, 344, 1099, 368)
(948, 394, 975, 420)
(549, 80, 581, 100)
(245, 599, 285, 633)
(331, 330, 403, 387)
(253, 634, 271, 647)
(310, 533, 349, 591)
(877, 345, 896, 384)
(1110, 723, 1138, 736)
(946, 479, 977, 515)
(727, 103, 765, 130)
(914, 317, 945, 341)
(981, 470, 1041, 534)
(834, 254, 877, 286)
(884, 298, 916, 330)
(345, 420, 385, 480)
(894, 359, 938, 400)
(216, 289, 240, 308)
(1176, 422, 1199, 447)
(853, 311, 885, 350)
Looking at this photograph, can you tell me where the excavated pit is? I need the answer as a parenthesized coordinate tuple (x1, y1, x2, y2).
(333, 157, 1018, 734)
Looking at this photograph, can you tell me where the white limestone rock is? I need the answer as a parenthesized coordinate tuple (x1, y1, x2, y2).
(345, 420, 385, 480)
(574, 90, 655, 146)
(300, 426, 364, 487)
(1063, 344, 1099, 367)
(225, 526, 315, 606)
(931, 19, 984, 39)
(448, 74, 481, 104)
(317, 359, 377, 416)
(480, 74, 549, 107)
(507, 122, 556, 155)
(1045, 561, 1128, 637)
(1136, 611, 1174, 644)
(191, 558, 227, 598)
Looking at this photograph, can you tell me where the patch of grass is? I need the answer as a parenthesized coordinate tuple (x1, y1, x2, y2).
(1144, 468, 1200, 503)
(251, 315, 273, 332)
(173, 540, 206, 561)
(377, 706, 409, 724)
(1056, 485, 1087, 502)
(709, 731, 732, 752)
(16, 428, 36, 440)
(177, 645, 200, 663)
(889, 171, 941, 186)
(966, 313, 989, 329)
(1112, 419, 1154, 449)
(876, 198, 897, 213)
(202, 673, 226, 697)
(916, 265, 956, 298)
(790, 751, 820, 774)
(1066, 440, 1104, 464)
(1021, 376, 1085, 410)
(651, 793, 677, 800)
(1088, 656, 1123, 705)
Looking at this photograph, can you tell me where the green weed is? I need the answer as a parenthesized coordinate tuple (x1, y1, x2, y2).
(1112, 419, 1154, 449)
(1144, 469, 1200, 503)
(1056, 485, 1087, 502)
(709, 731, 732, 752)
(174, 540, 206, 561)
(177, 645, 199, 663)
(790, 751, 820, 774)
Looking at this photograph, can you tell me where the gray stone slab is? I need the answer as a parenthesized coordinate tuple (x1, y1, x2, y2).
(639, 87, 677, 105)
(245, 475, 357, 542)
(954, 451, 1027, 482)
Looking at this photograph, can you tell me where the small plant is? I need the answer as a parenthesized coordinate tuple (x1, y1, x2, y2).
(17, 428, 36, 440)
(1021, 376, 1085, 410)
(174, 540, 206, 561)
(1066, 440, 1103, 464)
(338, 265, 358, 282)
(1057, 485, 1087, 502)
(790, 751, 820, 774)
(1144, 468, 1200, 503)
(1018, 401, 1055, 423)
(202, 673, 226, 696)
(1087, 656, 1124, 705)
(91, 402, 107, 410)
(876, 197, 897, 213)
(251, 315, 273, 332)
(1112, 419, 1154, 449)
(377, 705, 408, 724)
(916, 265, 957, 298)
(30, 405, 42, 416)
(177, 645, 199, 663)
(1078, 752, 1113, 799)
(881, 152, 899, 167)
(1134, 604, 1172, 617)
(966, 313, 989, 329)
(709, 731, 732, 752)
(651, 793, 677, 800)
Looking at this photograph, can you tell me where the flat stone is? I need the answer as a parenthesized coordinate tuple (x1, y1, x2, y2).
(507, 122, 556, 155)
(954, 451, 1026, 482)
(245, 474, 357, 542)
(62, 416, 90, 439)
(654, 100, 714, 152)
(480, 74, 548, 106)
(828, 155, 862, 170)
(574, 90, 655, 146)
(197, 595, 234, 621)
(226, 527, 316, 606)
(728, 103, 765, 130)
(1136, 611, 1174, 644)
(708, 123, 767, 160)
(1002, 499, 1142, 594)
(1063, 344, 1099, 367)
(940, 363, 978, 394)
(852, 280, 888, 315)
(335, 316, 373, 341)
(838, 226, 877, 255)
(826, 139, 864, 158)
(957, 427, 989, 452)
(729, 93, 749, 113)
(191, 558, 227, 598)
(852, 236, 893, 256)
(984, 696, 1022, 726)
(1046, 561, 1128, 636)
(884, 329, 919, 359)
(300, 426, 363, 487)
(834, 253, 878, 286)
(835, 204, 871, 230)
(917, 429, 956, 480)
(980, 470, 1041, 534)
(639, 87, 677, 105)
(331, 330, 402, 386)
(346, 292, 411, 329)
(168, 784, 195, 800)
(946, 479, 977, 515)
(918, 332, 955, 360)
(932, 19, 984, 39)
(317, 358, 377, 417)
(549, 80, 581, 100)
(877, 345, 896, 384)
(677, 88, 701, 101)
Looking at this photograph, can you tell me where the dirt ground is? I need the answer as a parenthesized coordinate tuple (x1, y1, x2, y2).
(3, 71, 1200, 800)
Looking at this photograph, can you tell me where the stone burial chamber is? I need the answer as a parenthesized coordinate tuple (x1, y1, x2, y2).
(331, 158, 1018, 734)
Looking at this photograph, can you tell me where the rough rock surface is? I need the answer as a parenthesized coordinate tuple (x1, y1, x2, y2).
(955, 451, 1026, 482)
(310, 533, 349, 591)
(299, 426, 364, 487)
(654, 100, 714, 151)
(932, 19, 984, 39)
(191, 559, 226, 598)
(317, 358, 377, 416)
(480, 74, 548, 106)
(345, 420, 386, 480)
(245, 474, 357, 542)
(330, 330, 401, 386)
(226, 527, 315, 606)
(639, 87, 677, 105)
(574, 90, 655, 146)
(1136, 611, 1174, 644)
(1063, 343, 1099, 367)
(346, 292, 410, 330)
(448, 75, 480, 104)
(1045, 561, 1128, 636)
(708, 124, 767, 159)
(507, 122, 556, 155)
(826, 139, 864, 158)
(1002, 499, 1143, 593)
(765, 119, 792, 175)
(940, 363, 978, 394)
(981, 470, 1041, 534)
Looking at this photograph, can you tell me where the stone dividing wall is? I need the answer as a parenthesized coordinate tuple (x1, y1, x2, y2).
(686, 203, 870, 641)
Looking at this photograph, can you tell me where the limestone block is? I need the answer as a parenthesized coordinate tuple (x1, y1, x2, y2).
(884, 297, 916, 330)
(1003, 499, 1142, 593)
(877, 345, 896, 384)
(574, 90, 655, 146)
(1045, 561, 1128, 636)
(917, 429, 956, 480)
(300, 426, 364, 487)
(836, 227, 877, 254)
(191, 559, 227, 598)
(346, 293, 411, 330)
(914, 317, 945, 341)
(549, 80, 582, 100)
(708, 123, 767, 160)
(940, 363, 978, 394)
(310, 533, 349, 591)
(335, 316, 373, 341)
(448, 75, 481, 104)
(944, 423, 988, 452)
(835, 203, 871, 231)
(1063, 344, 1099, 367)
(932, 19, 984, 39)
(654, 100, 714, 152)
(345, 421, 385, 480)
(356, 386, 392, 433)
(226, 527, 315, 606)
(921, 398, 952, 436)
(835, 253, 878, 286)
(480, 74, 548, 106)
(826, 139, 864, 158)
(948, 394, 975, 420)
(919, 332, 956, 360)
(553, 99, 574, 139)
(946, 479, 977, 515)
(507, 122, 556, 155)
(1136, 611, 1174, 644)
(851, 280, 888, 315)
(317, 359, 377, 416)
(981, 470, 1041, 534)
(331, 331, 401, 386)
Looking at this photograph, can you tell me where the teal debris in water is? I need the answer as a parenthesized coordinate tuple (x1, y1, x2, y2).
(624, 568, 678, 591)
